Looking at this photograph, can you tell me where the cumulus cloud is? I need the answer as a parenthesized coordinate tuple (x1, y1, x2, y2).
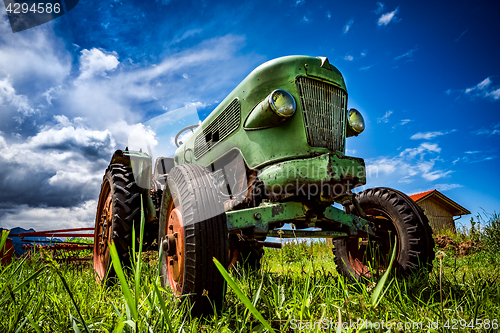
(0, 76, 38, 121)
(344, 54, 354, 61)
(0, 21, 263, 229)
(77, 48, 119, 81)
(366, 142, 452, 186)
(0, 200, 97, 230)
(410, 130, 456, 140)
(0, 116, 115, 209)
(377, 6, 399, 26)
(377, 110, 393, 123)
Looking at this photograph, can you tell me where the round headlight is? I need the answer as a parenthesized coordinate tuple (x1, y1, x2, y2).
(348, 108, 365, 135)
(269, 89, 296, 117)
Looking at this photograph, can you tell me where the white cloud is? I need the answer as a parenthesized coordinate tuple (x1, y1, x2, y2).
(0, 76, 38, 119)
(410, 130, 456, 140)
(394, 47, 418, 62)
(465, 77, 491, 93)
(0, 19, 71, 88)
(450, 77, 500, 101)
(344, 54, 354, 61)
(343, 19, 354, 34)
(0, 16, 264, 230)
(377, 7, 399, 26)
(400, 142, 441, 158)
(77, 48, 119, 81)
(366, 142, 452, 186)
(377, 110, 393, 123)
(171, 28, 203, 45)
(434, 183, 463, 191)
(473, 123, 500, 136)
(392, 119, 413, 129)
(487, 88, 500, 100)
(42, 86, 63, 105)
(1, 200, 96, 230)
(301, 16, 310, 23)
(374, 2, 385, 15)
(422, 169, 452, 181)
(294, 0, 305, 6)
(326, 11, 331, 19)
(359, 64, 374, 71)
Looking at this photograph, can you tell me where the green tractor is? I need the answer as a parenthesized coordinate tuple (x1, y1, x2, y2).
(93, 55, 435, 315)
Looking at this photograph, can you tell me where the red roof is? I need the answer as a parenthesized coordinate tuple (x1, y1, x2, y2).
(409, 190, 436, 202)
(409, 189, 470, 216)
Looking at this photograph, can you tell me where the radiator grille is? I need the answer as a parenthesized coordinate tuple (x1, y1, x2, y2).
(296, 77, 347, 152)
(194, 98, 240, 159)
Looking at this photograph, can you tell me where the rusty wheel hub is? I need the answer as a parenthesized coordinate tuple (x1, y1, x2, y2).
(94, 182, 113, 281)
(166, 203, 185, 294)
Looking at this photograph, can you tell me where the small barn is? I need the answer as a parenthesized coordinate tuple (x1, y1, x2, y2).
(409, 190, 470, 233)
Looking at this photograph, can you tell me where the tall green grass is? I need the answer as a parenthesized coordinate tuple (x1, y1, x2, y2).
(1, 212, 500, 332)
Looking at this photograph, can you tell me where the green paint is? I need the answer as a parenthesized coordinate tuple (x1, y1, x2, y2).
(226, 201, 307, 234)
(324, 206, 373, 235)
(257, 152, 366, 192)
(174, 56, 349, 169)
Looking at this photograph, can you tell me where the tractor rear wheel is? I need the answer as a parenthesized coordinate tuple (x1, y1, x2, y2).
(333, 187, 435, 282)
(93, 164, 142, 283)
(158, 164, 229, 316)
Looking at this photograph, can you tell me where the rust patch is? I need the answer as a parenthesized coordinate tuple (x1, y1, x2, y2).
(271, 204, 285, 217)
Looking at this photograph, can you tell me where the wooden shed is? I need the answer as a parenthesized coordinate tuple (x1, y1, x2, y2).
(409, 190, 470, 233)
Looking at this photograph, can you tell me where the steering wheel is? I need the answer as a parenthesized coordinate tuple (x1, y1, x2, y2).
(174, 124, 199, 148)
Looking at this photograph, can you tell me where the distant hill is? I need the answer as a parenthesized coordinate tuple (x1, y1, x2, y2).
(1, 227, 62, 257)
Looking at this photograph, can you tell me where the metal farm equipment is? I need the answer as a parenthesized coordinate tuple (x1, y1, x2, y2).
(4, 228, 94, 265)
(92, 55, 435, 315)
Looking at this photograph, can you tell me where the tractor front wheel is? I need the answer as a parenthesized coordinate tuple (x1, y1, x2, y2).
(158, 164, 229, 316)
(333, 187, 435, 282)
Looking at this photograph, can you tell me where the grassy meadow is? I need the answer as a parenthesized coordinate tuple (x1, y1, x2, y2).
(1, 212, 500, 332)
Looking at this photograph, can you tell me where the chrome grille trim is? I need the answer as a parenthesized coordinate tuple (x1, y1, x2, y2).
(194, 98, 241, 159)
(296, 77, 347, 152)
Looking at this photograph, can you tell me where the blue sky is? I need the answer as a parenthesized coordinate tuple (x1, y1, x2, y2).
(0, 0, 499, 230)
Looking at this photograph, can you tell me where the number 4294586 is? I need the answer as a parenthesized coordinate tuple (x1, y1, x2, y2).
(6, 2, 61, 14)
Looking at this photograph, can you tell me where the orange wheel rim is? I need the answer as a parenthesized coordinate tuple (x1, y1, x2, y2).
(166, 201, 185, 295)
(346, 209, 400, 278)
(228, 247, 240, 269)
(93, 180, 113, 281)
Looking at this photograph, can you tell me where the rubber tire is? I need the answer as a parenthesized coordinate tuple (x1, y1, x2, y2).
(93, 164, 142, 283)
(333, 187, 435, 282)
(158, 164, 229, 316)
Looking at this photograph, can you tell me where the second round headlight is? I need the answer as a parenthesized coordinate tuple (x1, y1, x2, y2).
(347, 108, 365, 136)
